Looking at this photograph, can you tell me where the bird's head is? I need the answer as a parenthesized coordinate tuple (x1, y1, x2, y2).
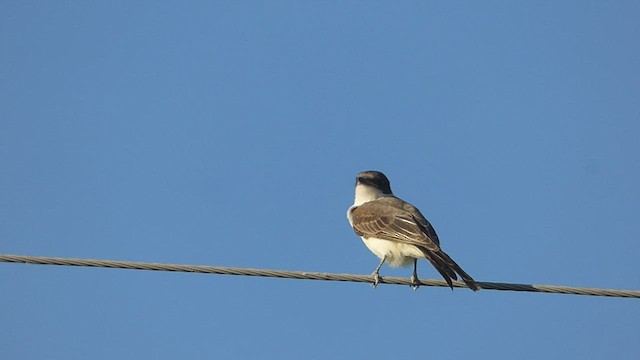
(353, 170, 393, 205)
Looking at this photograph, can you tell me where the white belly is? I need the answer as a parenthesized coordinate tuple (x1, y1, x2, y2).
(362, 237, 425, 267)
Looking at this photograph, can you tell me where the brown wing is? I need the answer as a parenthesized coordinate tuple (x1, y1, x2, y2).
(399, 200, 441, 247)
(350, 197, 440, 251)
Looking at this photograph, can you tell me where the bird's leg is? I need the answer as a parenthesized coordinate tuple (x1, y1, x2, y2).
(410, 259, 421, 290)
(371, 256, 386, 288)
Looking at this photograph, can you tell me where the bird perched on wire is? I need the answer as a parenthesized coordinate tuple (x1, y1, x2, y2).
(347, 170, 478, 291)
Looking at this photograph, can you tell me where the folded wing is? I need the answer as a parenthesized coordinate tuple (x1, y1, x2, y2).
(350, 197, 440, 251)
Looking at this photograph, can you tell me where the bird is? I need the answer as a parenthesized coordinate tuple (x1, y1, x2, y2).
(346, 170, 479, 291)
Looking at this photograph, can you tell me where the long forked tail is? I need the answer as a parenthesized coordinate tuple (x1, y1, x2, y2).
(422, 249, 479, 291)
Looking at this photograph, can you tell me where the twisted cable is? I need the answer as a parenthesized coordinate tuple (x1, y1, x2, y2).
(1, 254, 638, 298)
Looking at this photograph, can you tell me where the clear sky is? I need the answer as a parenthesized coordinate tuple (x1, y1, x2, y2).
(1, 1, 639, 359)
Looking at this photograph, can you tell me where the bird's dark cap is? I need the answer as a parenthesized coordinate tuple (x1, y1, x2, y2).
(356, 170, 392, 194)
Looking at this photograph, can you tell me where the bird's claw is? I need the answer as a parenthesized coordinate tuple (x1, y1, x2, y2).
(371, 256, 386, 289)
(410, 274, 421, 291)
(372, 272, 381, 288)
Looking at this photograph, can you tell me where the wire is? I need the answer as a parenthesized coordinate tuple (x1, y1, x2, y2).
(1, 254, 638, 298)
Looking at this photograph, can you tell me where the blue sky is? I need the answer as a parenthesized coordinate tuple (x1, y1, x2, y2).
(1, 1, 639, 359)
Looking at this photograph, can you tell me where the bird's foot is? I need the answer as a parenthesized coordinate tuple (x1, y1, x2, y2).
(371, 271, 381, 288)
(410, 274, 421, 291)
(371, 256, 386, 288)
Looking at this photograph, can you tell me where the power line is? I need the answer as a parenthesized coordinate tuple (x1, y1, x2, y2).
(1, 254, 638, 298)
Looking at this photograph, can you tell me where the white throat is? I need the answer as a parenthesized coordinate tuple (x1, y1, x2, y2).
(353, 184, 393, 206)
